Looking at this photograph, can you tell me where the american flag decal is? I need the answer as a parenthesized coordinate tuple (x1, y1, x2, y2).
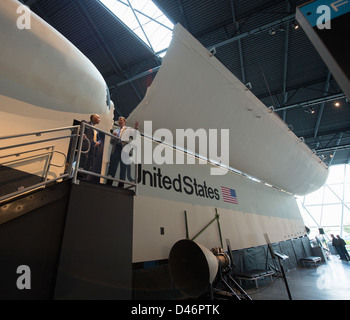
(221, 186, 238, 204)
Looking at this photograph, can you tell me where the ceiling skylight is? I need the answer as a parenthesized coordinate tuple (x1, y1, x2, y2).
(99, 0, 174, 56)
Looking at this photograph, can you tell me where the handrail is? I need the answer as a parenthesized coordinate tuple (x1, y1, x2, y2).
(0, 126, 80, 203)
(0, 125, 80, 141)
(0, 150, 54, 166)
(0, 146, 54, 161)
(50, 150, 68, 168)
(0, 134, 78, 151)
(0, 122, 138, 202)
(0, 146, 66, 168)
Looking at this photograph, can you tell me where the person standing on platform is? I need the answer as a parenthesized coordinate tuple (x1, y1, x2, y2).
(81, 114, 101, 173)
(85, 114, 101, 171)
(106, 116, 138, 187)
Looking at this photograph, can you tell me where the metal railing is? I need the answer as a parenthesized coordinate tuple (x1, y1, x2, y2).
(0, 126, 78, 203)
(72, 121, 138, 193)
(0, 145, 56, 184)
(0, 123, 138, 203)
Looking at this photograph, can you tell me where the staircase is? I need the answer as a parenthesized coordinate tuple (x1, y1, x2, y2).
(0, 124, 136, 299)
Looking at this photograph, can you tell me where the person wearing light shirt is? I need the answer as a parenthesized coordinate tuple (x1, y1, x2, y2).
(106, 116, 139, 187)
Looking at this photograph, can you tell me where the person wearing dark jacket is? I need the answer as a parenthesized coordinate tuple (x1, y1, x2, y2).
(336, 235, 350, 261)
(80, 114, 101, 173)
(331, 234, 344, 260)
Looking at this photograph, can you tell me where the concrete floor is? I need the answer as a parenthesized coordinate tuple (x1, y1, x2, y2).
(244, 255, 350, 300)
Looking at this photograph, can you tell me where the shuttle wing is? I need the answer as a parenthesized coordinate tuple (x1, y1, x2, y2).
(127, 24, 328, 196)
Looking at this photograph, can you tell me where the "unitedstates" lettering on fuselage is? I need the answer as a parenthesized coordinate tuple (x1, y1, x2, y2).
(136, 165, 220, 200)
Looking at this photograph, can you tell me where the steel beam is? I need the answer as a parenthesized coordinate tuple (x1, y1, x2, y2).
(314, 72, 331, 138)
(282, 1, 291, 122)
(126, 0, 154, 51)
(230, 0, 245, 84)
(116, 14, 296, 87)
(116, 0, 173, 31)
(76, 0, 143, 103)
(273, 93, 345, 112)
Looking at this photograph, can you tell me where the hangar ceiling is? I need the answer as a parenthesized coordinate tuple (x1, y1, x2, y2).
(19, 0, 350, 166)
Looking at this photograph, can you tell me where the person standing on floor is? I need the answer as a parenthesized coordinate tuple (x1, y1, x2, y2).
(336, 235, 350, 261)
(331, 234, 345, 260)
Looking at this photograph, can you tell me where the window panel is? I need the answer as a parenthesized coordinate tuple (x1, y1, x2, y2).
(320, 204, 342, 227)
(304, 186, 324, 205)
(299, 164, 350, 237)
(305, 205, 323, 225)
(323, 186, 342, 204)
(100, 0, 174, 54)
(327, 184, 344, 200)
(344, 184, 350, 203)
(343, 206, 350, 226)
(327, 165, 345, 184)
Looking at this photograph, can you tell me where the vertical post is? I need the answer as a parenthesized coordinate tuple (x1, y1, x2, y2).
(184, 210, 189, 240)
(208, 283, 214, 300)
(278, 258, 292, 300)
(340, 165, 346, 237)
(67, 126, 80, 178)
(215, 208, 223, 248)
(42, 146, 55, 182)
(134, 145, 138, 195)
(73, 122, 86, 185)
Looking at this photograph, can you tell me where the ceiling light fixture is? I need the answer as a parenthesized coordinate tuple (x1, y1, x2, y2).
(304, 107, 315, 114)
(291, 22, 299, 29)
